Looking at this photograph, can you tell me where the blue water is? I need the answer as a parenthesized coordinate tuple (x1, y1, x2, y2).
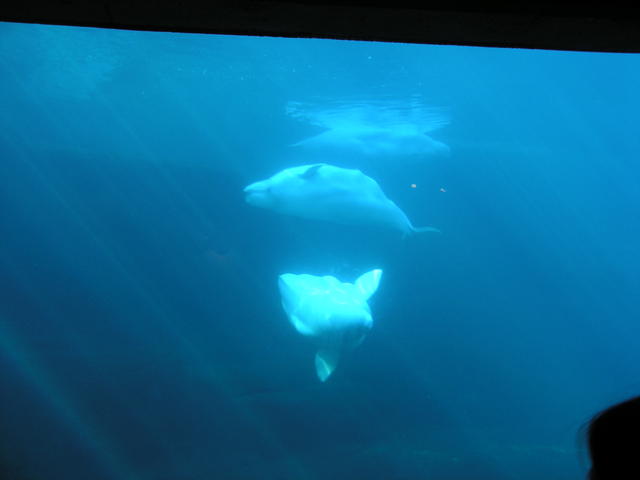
(1, 21, 640, 480)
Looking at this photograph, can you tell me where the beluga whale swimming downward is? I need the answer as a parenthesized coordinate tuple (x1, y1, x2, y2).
(243, 163, 439, 236)
(278, 269, 382, 381)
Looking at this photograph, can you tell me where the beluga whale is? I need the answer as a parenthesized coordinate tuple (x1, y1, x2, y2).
(290, 124, 450, 160)
(243, 163, 439, 236)
(278, 269, 383, 381)
(286, 98, 450, 162)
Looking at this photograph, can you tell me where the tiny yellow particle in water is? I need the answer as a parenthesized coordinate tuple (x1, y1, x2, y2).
(410, 183, 417, 188)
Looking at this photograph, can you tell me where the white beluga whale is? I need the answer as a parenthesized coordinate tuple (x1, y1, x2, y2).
(291, 124, 450, 160)
(286, 99, 450, 161)
(278, 269, 383, 381)
(243, 164, 440, 236)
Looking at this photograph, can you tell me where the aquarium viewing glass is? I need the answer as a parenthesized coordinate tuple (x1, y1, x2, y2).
(1, 20, 639, 480)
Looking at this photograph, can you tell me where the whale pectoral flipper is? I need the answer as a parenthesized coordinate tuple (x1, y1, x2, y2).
(355, 269, 383, 300)
(290, 314, 315, 336)
(315, 348, 341, 382)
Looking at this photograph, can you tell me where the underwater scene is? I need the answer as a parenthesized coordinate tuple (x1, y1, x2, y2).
(1, 21, 640, 480)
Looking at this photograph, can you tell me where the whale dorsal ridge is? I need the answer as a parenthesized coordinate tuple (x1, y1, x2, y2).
(299, 164, 324, 180)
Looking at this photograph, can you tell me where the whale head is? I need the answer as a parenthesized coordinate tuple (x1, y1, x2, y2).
(243, 164, 326, 213)
(243, 180, 276, 209)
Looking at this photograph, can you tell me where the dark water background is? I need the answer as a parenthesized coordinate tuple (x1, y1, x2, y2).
(1, 21, 640, 480)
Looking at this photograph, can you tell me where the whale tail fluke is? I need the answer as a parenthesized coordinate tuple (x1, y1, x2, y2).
(315, 349, 341, 382)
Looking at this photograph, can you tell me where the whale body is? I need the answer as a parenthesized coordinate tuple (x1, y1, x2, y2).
(278, 269, 383, 381)
(244, 163, 439, 236)
(292, 125, 450, 160)
(286, 99, 450, 161)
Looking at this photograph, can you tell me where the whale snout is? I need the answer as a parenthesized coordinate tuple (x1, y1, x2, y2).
(243, 181, 265, 195)
(243, 181, 274, 208)
(242, 181, 257, 193)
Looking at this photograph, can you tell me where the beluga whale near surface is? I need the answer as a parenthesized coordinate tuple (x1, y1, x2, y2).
(285, 98, 450, 162)
(278, 269, 383, 381)
(290, 123, 450, 161)
(243, 163, 440, 236)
